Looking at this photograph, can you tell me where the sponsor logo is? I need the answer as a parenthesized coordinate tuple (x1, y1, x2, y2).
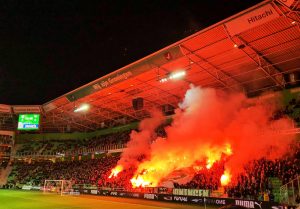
(204, 198, 226, 205)
(216, 199, 226, 205)
(254, 202, 262, 209)
(69, 191, 80, 195)
(235, 200, 262, 209)
(90, 190, 98, 195)
(132, 193, 140, 198)
(83, 190, 88, 193)
(164, 52, 172, 60)
(102, 191, 109, 195)
(247, 9, 273, 24)
(119, 193, 126, 197)
(271, 206, 284, 209)
(110, 192, 118, 196)
(191, 198, 203, 203)
(22, 185, 32, 190)
(163, 196, 172, 201)
(144, 194, 156, 200)
(173, 196, 188, 202)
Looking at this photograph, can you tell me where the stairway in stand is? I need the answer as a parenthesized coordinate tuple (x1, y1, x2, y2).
(0, 165, 13, 186)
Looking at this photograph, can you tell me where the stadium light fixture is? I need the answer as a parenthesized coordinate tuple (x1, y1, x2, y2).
(159, 78, 168, 83)
(159, 70, 186, 83)
(74, 103, 90, 112)
(169, 70, 186, 80)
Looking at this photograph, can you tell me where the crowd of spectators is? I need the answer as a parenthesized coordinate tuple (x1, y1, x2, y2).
(8, 155, 119, 187)
(16, 130, 131, 156)
(15, 124, 168, 157)
(226, 142, 300, 200)
(273, 98, 300, 123)
(175, 161, 225, 191)
(6, 140, 299, 200)
(0, 135, 14, 146)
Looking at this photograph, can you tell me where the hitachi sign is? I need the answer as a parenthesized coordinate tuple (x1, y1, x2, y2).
(247, 9, 273, 24)
(225, 4, 280, 36)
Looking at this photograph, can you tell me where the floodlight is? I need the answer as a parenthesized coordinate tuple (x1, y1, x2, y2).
(74, 103, 90, 112)
(169, 70, 186, 80)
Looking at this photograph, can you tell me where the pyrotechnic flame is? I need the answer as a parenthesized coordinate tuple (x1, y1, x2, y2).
(128, 143, 234, 188)
(225, 143, 232, 155)
(206, 143, 232, 169)
(220, 170, 231, 186)
(109, 165, 123, 179)
(130, 174, 152, 188)
(206, 159, 214, 169)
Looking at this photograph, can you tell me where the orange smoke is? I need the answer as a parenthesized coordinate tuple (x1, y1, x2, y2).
(115, 85, 295, 188)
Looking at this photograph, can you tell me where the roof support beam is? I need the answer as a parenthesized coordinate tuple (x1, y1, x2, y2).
(94, 102, 141, 121)
(180, 44, 244, 92)
(222, 25, 285, 89)
(55, 106, 102, 130)
(89, 106, 130, 127)
(52, 114, 95, 131)
(236, 36, 285, 89)
(134, 77, 180, 108)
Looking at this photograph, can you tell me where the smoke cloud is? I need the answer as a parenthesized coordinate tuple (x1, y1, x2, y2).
(115, 85, 295, 187)
(116, 110, 165, 169)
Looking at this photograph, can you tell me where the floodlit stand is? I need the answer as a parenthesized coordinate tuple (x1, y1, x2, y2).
(43, 180, 73, 196)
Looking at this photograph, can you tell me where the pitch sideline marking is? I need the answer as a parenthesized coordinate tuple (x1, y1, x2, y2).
(69, 195, 172, 209)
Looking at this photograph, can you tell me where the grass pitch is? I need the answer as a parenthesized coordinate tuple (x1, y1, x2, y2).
(0, 190, 217, 209)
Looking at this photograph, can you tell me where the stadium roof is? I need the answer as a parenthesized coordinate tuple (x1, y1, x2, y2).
(1, 0, 300, 133)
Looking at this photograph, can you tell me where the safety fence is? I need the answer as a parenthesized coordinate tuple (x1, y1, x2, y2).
(13, 143, 126, 159)
(280, 175, 299, 206)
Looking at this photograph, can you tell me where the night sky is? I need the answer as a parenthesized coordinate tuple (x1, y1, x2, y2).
(0, 0, 262, 105)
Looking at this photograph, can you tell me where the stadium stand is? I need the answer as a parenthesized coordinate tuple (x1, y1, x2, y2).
(5, 138, 299, 202)
(0, 1, 299, 208)
(15, 130, 131, 156)
(225, 142, 300, 201)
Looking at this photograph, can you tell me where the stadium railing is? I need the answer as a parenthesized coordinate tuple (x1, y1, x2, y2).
(280, 175, 300, 206)
(12, 143, 126, 159)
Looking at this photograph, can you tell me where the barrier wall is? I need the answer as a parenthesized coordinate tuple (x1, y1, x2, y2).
(72, 188, 283, 209)
(16, 122, 139, 142)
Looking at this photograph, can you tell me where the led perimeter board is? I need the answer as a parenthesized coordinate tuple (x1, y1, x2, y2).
(17, 114, 40, 130)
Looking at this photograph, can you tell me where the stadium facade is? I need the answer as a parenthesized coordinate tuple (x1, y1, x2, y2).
(0, 0, 299, 208)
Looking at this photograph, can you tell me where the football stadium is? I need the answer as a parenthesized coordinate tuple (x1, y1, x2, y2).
(0, 0, 300, 208)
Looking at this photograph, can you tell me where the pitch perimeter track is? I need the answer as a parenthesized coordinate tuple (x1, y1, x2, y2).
(0, 190, 218, 209)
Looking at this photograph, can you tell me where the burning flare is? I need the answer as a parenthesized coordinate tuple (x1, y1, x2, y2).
(129, 143, 233, 187)
(130, 175, 152, 188)
(220, 170, 231, 186)
(109, 165, 123, 179)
